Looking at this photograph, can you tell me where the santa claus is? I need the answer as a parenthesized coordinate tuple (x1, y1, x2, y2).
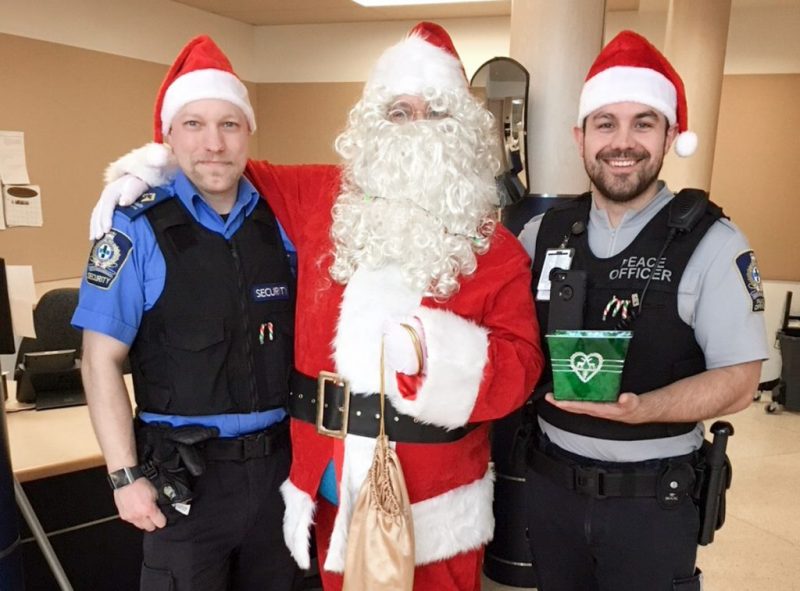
(94, 22, 542, 591)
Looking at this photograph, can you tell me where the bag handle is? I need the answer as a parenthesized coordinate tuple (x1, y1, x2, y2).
(379, 336, 386, 439)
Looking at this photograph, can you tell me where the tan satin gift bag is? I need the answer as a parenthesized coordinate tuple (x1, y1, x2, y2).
(341, 342, 415, 591)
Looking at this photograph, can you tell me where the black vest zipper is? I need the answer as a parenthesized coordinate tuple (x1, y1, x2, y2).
(228, 239, 259, 411)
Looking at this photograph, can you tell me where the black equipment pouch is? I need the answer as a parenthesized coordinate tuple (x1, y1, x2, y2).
(510, 393, 547, 475)
(135, 422, 220, 507)
(693, 440, 733, 545)
(656, 462, 696, 510)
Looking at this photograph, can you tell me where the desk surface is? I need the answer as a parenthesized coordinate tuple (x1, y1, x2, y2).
(4, 376, 134, 482)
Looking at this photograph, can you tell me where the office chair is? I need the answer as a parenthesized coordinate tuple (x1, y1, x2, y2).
(14, 288, 82, 381)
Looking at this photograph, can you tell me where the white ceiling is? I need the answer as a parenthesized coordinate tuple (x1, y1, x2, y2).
(171, 0, 800, 26)
(170, 0, 646, 26)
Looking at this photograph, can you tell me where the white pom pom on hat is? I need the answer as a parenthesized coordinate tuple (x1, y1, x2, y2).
(578, 30, 697, 158)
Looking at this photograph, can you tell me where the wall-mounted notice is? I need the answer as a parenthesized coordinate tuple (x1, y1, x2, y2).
(3, 184, 43, 227)
(0, 131, 31, 185)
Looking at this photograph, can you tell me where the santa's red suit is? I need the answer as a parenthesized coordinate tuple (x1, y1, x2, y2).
(245, 160, 542, 590)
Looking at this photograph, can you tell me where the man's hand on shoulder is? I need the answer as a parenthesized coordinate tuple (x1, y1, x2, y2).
(89, 175, 150, 240)
(113, 478, 166, 532)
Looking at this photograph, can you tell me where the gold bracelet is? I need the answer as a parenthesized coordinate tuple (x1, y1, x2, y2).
(399, 323, 424, 375)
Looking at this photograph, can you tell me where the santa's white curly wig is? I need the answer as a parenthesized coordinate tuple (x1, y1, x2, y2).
(329, 84, 501, 300)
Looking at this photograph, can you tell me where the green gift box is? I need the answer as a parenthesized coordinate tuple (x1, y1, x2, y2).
(546, 330, 633, 402)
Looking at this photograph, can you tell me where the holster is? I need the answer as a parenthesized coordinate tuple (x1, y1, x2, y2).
(693, 439, 733, 545)
(509, 398, 539, 475)
(135, 421, 220, 507)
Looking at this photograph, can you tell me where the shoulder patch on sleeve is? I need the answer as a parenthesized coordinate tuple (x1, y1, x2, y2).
(117, 187, 173, 220)
(735, 250, 765, 312)
(86, 229, 133, 290)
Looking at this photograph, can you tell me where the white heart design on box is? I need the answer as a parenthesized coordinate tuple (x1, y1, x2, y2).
(569, 352, 604, 383)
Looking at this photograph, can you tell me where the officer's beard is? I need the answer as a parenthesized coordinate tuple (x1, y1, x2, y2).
(585, 146, 666, 203)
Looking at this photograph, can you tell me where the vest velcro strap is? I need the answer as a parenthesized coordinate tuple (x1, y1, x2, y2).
(289, 370, 477, 444)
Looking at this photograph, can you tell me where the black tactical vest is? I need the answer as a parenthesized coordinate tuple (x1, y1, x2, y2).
(532, 191, 723, 440)
(129, 192, 295, 416)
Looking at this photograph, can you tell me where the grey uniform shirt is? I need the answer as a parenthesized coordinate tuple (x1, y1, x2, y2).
(519, 182, 769, 461)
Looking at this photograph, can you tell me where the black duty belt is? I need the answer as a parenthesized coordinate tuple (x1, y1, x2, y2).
(529, 445, 672, 499)
(289, 370, 477, 444)
(202, 419, 290, 461)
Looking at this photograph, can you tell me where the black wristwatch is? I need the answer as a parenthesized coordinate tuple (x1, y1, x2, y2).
(107, 466, 145, 490)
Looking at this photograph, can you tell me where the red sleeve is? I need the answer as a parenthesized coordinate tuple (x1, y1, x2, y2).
(468, 242, 543, 422)
(244, 160, 341, 246)
(386, 229, 543, 429)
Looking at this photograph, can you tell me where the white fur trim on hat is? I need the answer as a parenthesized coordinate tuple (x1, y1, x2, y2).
(578, 66, 677, 125)
(160, 68, 256, 137)
(366, 34, 465, 96)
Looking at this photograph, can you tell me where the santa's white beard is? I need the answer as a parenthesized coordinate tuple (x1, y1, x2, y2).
(330, 89, 500, 299)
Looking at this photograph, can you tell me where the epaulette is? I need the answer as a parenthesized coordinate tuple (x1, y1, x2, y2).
(117, 187, 174, 220)
(548, 192, 592, 213)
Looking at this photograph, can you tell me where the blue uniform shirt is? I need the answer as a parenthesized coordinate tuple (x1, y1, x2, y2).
(72, 172, 295, 436)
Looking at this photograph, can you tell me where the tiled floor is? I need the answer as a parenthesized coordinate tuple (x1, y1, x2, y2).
(483, 398, 800, 591)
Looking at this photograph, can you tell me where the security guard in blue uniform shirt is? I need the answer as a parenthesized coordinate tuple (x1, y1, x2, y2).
(518, 32, 768, 591)
(72, 36, 298, 591)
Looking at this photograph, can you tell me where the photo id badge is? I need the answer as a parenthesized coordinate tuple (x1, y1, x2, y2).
(536, 248, 574, 301)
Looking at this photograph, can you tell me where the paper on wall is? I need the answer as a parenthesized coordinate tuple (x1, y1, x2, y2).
(3, 184, 42, 227)
(6, 265, 36, 338)
(0, 131, 31, 185)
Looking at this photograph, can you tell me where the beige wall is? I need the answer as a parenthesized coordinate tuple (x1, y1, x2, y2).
(0, 33, 163, 281)
(709, 74, 800, 281)
(255, 83, 361, 164)
(1, 34, 798, 283)
(0, 34, 259, 282)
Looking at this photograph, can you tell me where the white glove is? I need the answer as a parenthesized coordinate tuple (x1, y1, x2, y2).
(89, 142, 178, 240)
(89, 175, 149, 240)
(383, 318, 426, 376)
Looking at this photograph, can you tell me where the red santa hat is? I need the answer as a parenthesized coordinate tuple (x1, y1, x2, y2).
(578, 30, 697, 157)
(365, 22, 467, 96)
(154, 35, 256, 143)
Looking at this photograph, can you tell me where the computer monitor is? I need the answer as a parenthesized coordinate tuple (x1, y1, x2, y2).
(0, 258, 15, 356)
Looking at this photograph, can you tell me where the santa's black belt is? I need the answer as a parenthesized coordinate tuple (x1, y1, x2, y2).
(289, 370, 477, 444)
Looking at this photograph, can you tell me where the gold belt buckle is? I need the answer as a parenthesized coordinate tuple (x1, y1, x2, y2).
(316, 371, 350, 439)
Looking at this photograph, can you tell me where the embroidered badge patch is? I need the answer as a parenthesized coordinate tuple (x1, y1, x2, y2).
(735, 250, 765, 312)
(86, 230, 133, 289)
(252, 283, 290, 302)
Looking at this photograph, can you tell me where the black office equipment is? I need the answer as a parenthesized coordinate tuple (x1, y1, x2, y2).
(0, 258, 25, 589)
(16, 349, 85, 409)
(13, 288, 82, 383)
(768, 291, 800, 413)
(0, 258, 15, 356)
